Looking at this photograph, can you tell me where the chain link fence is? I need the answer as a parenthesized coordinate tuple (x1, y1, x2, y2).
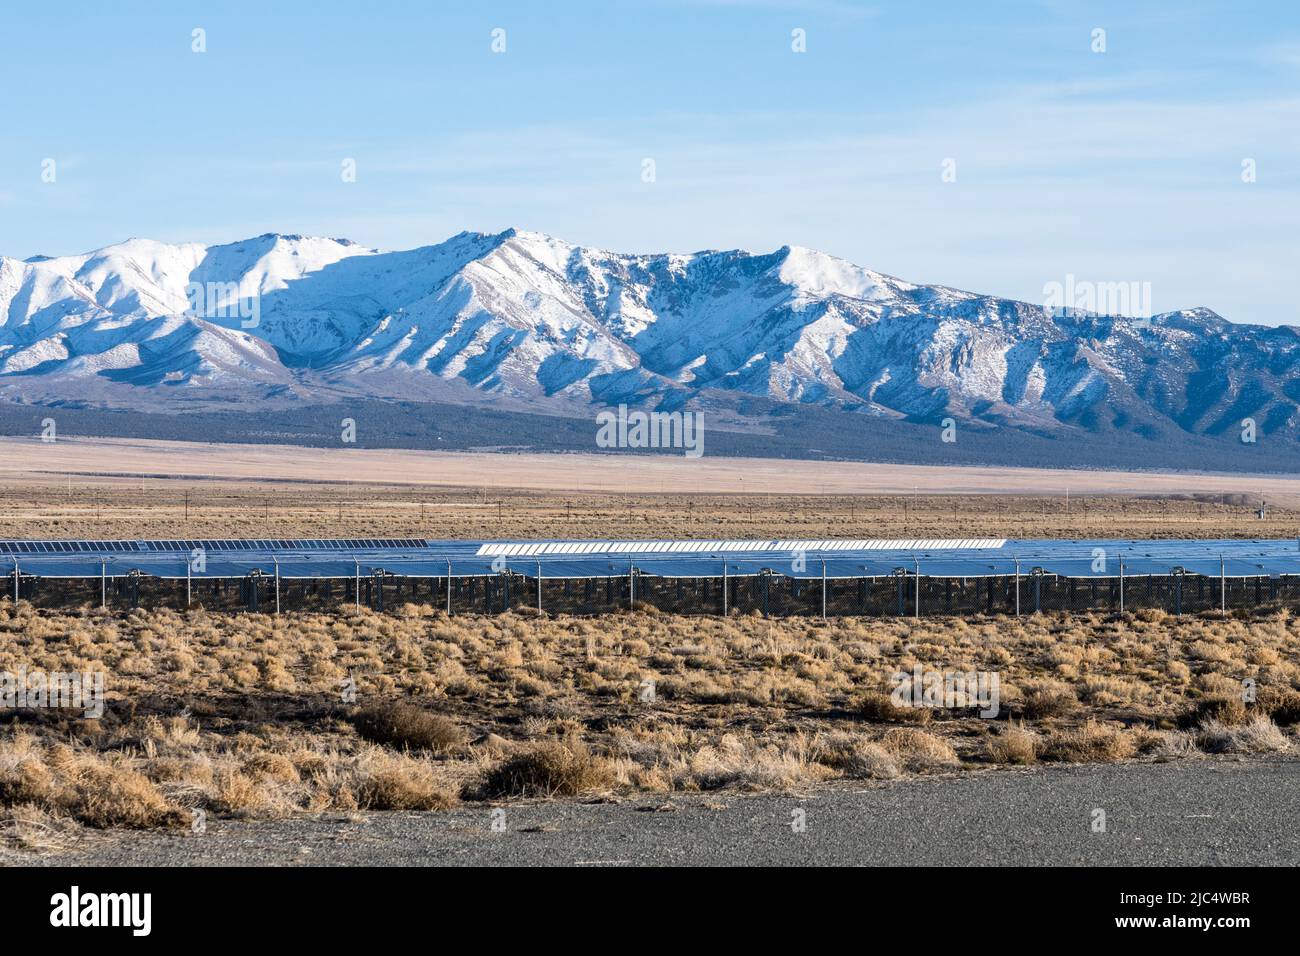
(6, 568, 1297, 617)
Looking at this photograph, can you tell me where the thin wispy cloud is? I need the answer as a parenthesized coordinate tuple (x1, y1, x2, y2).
(0, 1, 1293, 323)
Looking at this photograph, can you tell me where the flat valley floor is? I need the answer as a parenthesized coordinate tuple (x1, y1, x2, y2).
(2, 435, 1300, 541)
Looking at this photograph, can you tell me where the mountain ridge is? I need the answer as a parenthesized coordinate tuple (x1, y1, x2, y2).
(2, 228, 1297, 465)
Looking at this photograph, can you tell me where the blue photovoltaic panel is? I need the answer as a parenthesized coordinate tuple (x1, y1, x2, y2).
(2, 537, 1299, 580)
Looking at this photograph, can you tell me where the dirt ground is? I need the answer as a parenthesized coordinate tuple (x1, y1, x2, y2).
(2, 435, 1300, 542)
(6, 435, 1300, 497)
(1, 477, 1299, 542)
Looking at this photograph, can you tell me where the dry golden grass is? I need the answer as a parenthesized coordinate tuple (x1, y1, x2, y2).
(0, 595, 1296, 833)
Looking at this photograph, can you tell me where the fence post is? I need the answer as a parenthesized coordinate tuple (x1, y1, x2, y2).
(537, 559, 543, 613)
(1118, 556, 1124, 613)
(13, 560, 18, 603)
(274, 558, 281, 615)
(1014, 559, 1020, 616)
(354, 560, 360, 610)
(446, 559, 452, 616)
(723, 562, 728, 616)
(914, 557, 920, 618)
(629, 565, 635, 609)
(1220, 556, 1226, 614)
(821, 560, 827, 620)
(187, 559, 192, 608)
(101, 561, 107, 609)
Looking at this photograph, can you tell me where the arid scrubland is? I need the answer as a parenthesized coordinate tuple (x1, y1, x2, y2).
(2, 601, 1298, 841)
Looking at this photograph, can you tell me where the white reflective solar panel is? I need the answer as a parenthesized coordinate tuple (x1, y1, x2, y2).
(474, 538, 1006, 556)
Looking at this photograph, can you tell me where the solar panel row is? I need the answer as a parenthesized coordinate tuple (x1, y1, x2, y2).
(476, 538, 1007, 557)
(0, 538, 428, 554)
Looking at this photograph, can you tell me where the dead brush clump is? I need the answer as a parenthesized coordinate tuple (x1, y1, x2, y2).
(1196, 716, 1290, 754)
(0, 734, 182, 829)
(240, 751, 301, 785)
(1150, 729, 1202, 760)
(477, 738, 617, 798)
(859, 691, 932, 725)
(1040, 721, 1136, 763)
(351, 703, 466, 754)
(814, 732, 899, 780)
(1179, 695, 1248, 728)
(71, 761, 180, 828)
(671, 732, 834, 792)
(354, 751, 459, 811)
(209, 768, 269, 816)
(1258, 687, 1300, 726)
(0, 803, 82, 853)
(985, 723, 1039, 765)
(877, 728, 960, 773)
(1017, 684, 1077, 720)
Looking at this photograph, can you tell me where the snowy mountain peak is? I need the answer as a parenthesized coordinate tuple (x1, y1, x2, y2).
(1, 229, 1291, 453)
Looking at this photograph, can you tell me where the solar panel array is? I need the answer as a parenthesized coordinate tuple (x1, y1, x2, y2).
(0, 538, 428, 554)
(476, 538, 1007, 557)
(3, 538, 1300, 584)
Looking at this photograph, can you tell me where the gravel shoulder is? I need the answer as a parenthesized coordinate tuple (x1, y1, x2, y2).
(8, 755, 1298, 867)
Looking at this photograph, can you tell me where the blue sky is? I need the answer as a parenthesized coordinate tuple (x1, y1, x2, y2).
(1, 0, 1297, 323)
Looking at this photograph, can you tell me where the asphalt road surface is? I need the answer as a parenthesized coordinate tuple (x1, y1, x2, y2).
(12, 756, 1299, 866)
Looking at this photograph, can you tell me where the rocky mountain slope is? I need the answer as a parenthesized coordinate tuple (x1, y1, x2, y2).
(2, 228, 1297, 454)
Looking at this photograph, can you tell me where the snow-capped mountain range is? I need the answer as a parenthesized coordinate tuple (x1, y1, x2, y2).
(2, 228, 1297, 448)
